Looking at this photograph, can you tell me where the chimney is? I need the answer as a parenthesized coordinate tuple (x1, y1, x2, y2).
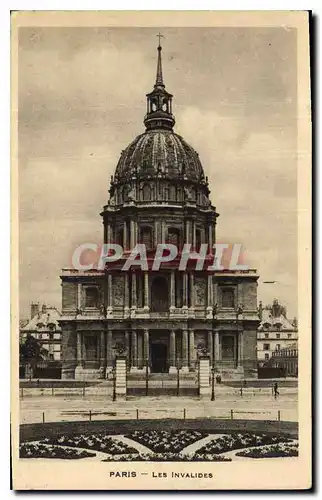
(30, 302, 39, 319)
(42, 304, 46, 314)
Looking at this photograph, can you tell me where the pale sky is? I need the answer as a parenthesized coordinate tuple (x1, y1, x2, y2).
(18, 26, 298, 319)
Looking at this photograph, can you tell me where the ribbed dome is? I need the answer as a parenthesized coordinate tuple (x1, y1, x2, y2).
(114, 130, 205, 184)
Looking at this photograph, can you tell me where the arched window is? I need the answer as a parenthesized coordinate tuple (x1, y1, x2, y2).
(140, 226, 153, 250)
(196, 229, 202, 250)
(142, 184, 151, 201)
(85, 287, 99, 308)
(167, 227, 181, 248)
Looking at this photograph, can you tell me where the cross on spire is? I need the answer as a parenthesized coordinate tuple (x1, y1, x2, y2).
(157, 32, 164, 48)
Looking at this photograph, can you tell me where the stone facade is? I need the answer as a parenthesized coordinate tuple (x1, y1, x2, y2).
(60, 43, 260, 380)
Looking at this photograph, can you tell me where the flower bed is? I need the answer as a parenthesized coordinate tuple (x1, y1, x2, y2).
(103, 452, 231, 462)
(41, 434, 137, 455)
(20, 442, 95, 459)
(197, 433, 293, 455)
(125, 430, 208, 453)
(236, 442, 299, 459)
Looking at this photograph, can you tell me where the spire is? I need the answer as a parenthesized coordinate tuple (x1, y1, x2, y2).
(155, 34, 164, 88)
(144, 34, 175, 131)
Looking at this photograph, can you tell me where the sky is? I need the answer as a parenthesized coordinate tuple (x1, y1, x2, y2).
(18, 26, 298, 320)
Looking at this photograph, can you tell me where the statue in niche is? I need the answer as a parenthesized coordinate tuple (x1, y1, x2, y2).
(127, 186, 136, 202)
(195, 278, 206, 306)
(184, 186, 192, 201)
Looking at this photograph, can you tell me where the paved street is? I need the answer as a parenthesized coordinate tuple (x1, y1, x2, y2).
(20, 390, 298, 424)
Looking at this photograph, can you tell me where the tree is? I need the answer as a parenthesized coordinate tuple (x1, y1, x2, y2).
(19, 334, 48, 378)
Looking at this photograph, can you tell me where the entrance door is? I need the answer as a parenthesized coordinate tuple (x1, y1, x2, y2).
(151, 343, 167, 373)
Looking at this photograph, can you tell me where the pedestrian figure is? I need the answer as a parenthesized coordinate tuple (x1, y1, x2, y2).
(216, 375, 221, 385)
(37, 378, 40, 386)
(243, 379, 247, 387)
(273, 382, 279, 398)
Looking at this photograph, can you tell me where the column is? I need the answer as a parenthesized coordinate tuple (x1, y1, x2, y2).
(124, 273, 130, 311)
(161, 220, 165, 243)
(189, 329, 196, 369)
(208, 223, 213, 253)
(106, 329, 113, 368)
(123, 220, 128, 250)
(107, 273, 112, 310)
(106, 223, 111, 244)
(77, 284, 82, 310)
(77, 331, 82, 365)
(131, 331, 138, 368)
(131, 271, 137, 308)
(183, 272, 188, 308)
(208, 330, 213, 367)
(189, 273, 194, 309)
(207, 274, 213, 308)
(143, 329, 149, 366)
(154, 220, 159, 247)
(169, 330, 176, 372)
(193, 220, 196, 249)
(181, 329, 189, 371)
(130, 220, 135, 249)
(144, 272, 149, 311)
(170, 271, 175, 310)
(100, 331, 106, 369)
(81, 334, 86, 365)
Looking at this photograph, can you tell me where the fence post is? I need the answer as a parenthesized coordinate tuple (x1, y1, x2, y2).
(230, 409, 234, 420)
(42, 412, 45, 423)
(183, 408, 186, 420)
(83, 382, 85, 397)
(136, 409, 139, 420)
(278, 410, 281, 421)
(52, 383, 54, 397)
(89, 410, 92, 421)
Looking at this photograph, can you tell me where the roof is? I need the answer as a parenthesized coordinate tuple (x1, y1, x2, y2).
(258, 308, 297, 331)
(21, 307, 62, 332)
(114, 130, 206, 184)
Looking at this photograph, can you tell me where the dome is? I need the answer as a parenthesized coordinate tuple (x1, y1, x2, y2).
(114, 129, 205, 184)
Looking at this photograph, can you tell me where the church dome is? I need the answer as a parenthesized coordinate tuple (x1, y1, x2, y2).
(114, 129, 205, 184)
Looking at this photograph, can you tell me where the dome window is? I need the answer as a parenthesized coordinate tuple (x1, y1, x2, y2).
(142, 184, 152, 201)
(167, 227, 181, 248)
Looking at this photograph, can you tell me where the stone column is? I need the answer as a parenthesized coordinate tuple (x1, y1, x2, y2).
(189, 329, 196, 370)
(183, 272, 188, 309)
(100, 331, 106, 368)
(81, 334, 86, 365)
(144, 272, 149, 311)
(208, 330, 213, 366)
(169, 330, 176, 372)
(124, 273, 130, 313)
(170, 271, 175, 310)
(193, 220, 196, 249)
(123, 220, 128, 250)
(154, 220, 159, 247)
(143, 329, 150, 367)
(207, 274, 213, 308)
(131, 271, 137, 309)
(77, 284, 82, 310)
(181, 329, 189, 372)
(161, 220, 165, 243)
(130, 220, 135, 249)
(131, 331, 138, 369)
(77, 331, 82, 365)
(208, 223, 213, 253)
(189, 273, 194, 309)
(106, 329, 113, 371)
(107, 273, 112, 310)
